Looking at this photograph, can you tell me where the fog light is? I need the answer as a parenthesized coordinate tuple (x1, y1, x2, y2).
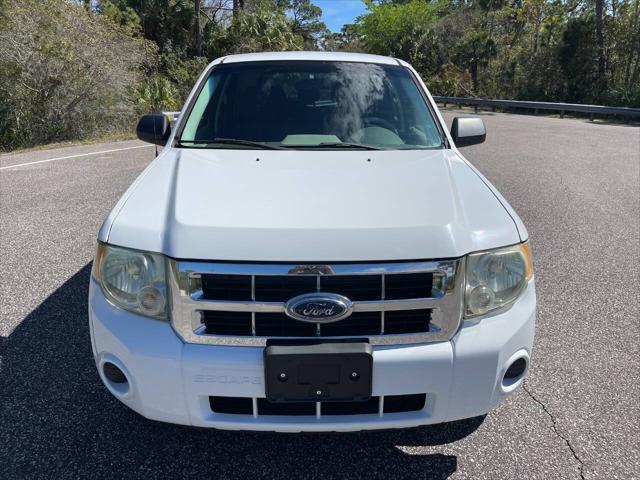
(103, 362, 127, 384)
(504, 358, 527, 379)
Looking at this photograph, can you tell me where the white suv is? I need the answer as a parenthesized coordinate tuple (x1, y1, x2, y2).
(89, 52, 535, 432)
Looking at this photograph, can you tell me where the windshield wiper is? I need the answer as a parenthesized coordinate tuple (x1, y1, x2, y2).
(283, 142, 385, 150)
(176, 138, 285, 150)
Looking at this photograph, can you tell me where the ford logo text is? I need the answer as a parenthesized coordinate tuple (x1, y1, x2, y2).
(284, 293, 353, 324)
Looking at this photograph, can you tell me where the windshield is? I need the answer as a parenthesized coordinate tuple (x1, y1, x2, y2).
(178, 61, 444, 150)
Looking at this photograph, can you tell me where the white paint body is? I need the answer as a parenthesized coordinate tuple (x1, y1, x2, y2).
(90, 52, 535, 431)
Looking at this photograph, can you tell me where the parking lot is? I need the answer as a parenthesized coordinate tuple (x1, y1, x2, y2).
(1, 110, 638, 479)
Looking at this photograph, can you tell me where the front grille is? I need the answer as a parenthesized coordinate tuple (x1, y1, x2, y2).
(385, 273, 433, 299)
(257, 398, 316, 416)
(209, 396, 253, 414)
(319, 312, 383, 336)
(320, 275, 382, 300)
(255, 312, 317, 337)
(385, 309, 431, 334)
(170, 259, 463, 346)
(201, 274, 252, 300)
(202, 311, 252, 335)
(209, 394, 427, 416)
(199, 272, 435, 337)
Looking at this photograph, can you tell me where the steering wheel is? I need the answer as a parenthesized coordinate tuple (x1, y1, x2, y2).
(363, 116, 397, 133)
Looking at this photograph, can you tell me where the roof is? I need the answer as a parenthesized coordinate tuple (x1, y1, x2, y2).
(219, 51, 401, 66)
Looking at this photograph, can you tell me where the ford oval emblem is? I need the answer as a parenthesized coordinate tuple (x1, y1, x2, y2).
(285, 293, 353, 324)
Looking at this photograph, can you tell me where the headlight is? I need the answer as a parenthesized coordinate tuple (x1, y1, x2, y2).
(465, 242, 533, 318)
(93, 243, 168, 319)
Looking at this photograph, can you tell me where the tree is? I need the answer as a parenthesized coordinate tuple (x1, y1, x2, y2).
(454, 30, 497, 93)
(98, 0, 144, 35)
(0, 0, 153, 149)
(356, 0, 447, 76)
(233, 0, 243, 17)
(136, 75, 181, 112)
(595, 0, 606, 87)
(195, 0, 203, 55)
(233, 0, 258, 16)
(211, 0, 302, 53)
(321, 23, 366, 51)
(278, 0, 327, 49)
(106, 0, 195, 54)
(558, 17, 599, 103)
(351, 0, 639, 104)
(5, 0, 639, 151)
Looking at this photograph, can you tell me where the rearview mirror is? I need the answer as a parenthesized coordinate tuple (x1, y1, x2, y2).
(136, 114, 171, 146)
(451, 117, 486, 147)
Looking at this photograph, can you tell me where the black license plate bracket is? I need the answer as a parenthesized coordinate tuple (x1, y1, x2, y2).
(264, 342, 373, 403)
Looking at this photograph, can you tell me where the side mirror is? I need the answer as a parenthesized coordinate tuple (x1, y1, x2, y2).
(451, 117, 486, 147)
(136, 114, 171, 146)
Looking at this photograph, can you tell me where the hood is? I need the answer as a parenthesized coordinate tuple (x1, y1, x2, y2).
(103, 148, 521, 261)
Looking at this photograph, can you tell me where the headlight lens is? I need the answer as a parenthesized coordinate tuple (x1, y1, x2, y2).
(93, 243, 167, 319)
(465, 242, 533, 318)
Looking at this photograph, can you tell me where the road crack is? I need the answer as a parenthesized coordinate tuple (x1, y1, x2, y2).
(523, 381, 586, 480)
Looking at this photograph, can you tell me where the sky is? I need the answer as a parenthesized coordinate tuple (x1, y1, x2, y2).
(314, 0, 368, 32)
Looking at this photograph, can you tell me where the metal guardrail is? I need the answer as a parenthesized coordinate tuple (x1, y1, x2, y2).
(432, 96, 640, 122)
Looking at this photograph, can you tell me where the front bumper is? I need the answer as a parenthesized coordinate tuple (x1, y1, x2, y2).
(88, 278, 535, 432)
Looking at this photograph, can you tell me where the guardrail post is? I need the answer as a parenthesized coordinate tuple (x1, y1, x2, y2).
(625, 116, 631, 124)
(443, 102, 447, 108)
(560, 110, 565, 119)
(492, 106, 496, 112)
(474, 105, 478, 113)
(589, 113, 594, 122)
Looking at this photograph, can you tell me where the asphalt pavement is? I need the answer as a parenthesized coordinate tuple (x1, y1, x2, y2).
(1, 111, 638, 479)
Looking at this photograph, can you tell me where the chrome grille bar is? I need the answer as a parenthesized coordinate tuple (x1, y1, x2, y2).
(186, 296, 444, 313)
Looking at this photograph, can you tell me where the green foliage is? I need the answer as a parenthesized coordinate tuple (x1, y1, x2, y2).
(131, 52, 209, 114)
(278, 0, 327, 49)
(0, 0, 309, 149)
(558, 17, 599, 103)
(453, 30, 497, 91)
(158, 54, 210, 100)
(117, 0, 195, 54)
(98, 0, 142, 35)
(0, 0, 153, 150)
(210, 0, 303, 54)
(1, 0, 638, 150)
(357, 0, 448, 76)
(352, 0, 639, 105)
(425, 63, 473, 97)
(135, 75, 182, 112)
(321, 23, 366, 52)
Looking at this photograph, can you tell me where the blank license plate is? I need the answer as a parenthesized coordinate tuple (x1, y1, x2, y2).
(264, 342, 372, 403)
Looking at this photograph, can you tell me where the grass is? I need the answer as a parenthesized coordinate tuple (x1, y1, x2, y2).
(0, 131, 137, 156)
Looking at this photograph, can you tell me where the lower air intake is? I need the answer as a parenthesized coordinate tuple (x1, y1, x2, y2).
(209, 394, 427, 416)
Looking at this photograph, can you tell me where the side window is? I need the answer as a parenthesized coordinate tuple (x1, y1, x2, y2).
(397, 75, 441, 146)
(181, 75, 217, 141)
